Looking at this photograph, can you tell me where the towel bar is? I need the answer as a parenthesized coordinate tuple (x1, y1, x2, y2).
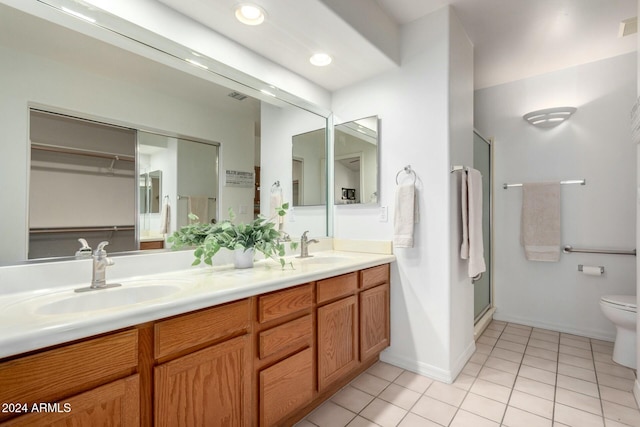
(563, 245, 636, 256)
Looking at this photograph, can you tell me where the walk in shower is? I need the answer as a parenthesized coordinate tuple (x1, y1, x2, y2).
(473, 130, 492, 324)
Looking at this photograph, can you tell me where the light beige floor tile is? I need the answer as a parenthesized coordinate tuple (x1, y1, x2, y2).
(378, 384, 421, 411)
(522, 354, 558, 373)
(332, 386, 376, 413)
(531, 332, 561, 344)
(496, 339, 527, 353)
(295, 420, 317, 427)
(346, 416, 381, 427)
(501, 332, 530, 345)
(508, 323, 532, 331)
(561, 333, 590, 341)
(593, 351, 616, 365)
(410, 395, 457, 426)
(509, 389, 554, 419)
(525, 346, 558, 362)
(557, 374, 599, 398)
(450, 409, 500, 427)
(555, 387, 603, 416)
(452, 373, 475, 391)
(461, 392, 506, 422)
(557, 362, 596, 383)
(476, 342, 494, 355)
(487, 321, 506, 331)
(307, 401, 357, 427)
(397, 413, 441, 427)
(368, 362, 405, 382)
(559, 353, 594, 370)
(513, 377, 556, 401)
(533, 327, 559, 335)
(478, 366, 516, 388)
(597, 373, 635, 392)
(484, 356, 520, 375)
(478, 335, 498, 346)
(469, 351, 489, 365)
(605, 419, 635, 427)
(592, 343, 614, 355)
(599, 385, 640, 409)
(461, 361, 482, 377)
(393, 371, 433, 394)
(352, 373, 391, 396)
(424, 381, 467, 407)
(528, 338, 559, 352)
(492, 347, 525, 363)
(360, 398, 407, 427)
(554, 403, 605, 427)
(595, 361, 636, 380)
(518, 365, 557, 386)
(482, 328, 502, 338)
(560, 336, 592, 349)
(469, 378, 512, 403)
(602, 401, 640, 427)
(591, 338, 613, 348)
(559, 345, 593, 360)
(504, 326, 531, 337)
(503, 406, 552, 427)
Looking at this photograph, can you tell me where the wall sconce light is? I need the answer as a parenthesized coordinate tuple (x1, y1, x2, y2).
(523, 107, 577, 128)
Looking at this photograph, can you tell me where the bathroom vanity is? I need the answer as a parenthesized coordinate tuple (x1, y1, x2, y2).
(0, 252, 392, 426)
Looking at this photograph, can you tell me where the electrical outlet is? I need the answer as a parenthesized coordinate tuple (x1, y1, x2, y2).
(288, 207, 296, 222)
(238, 205, 247, 214)
(379, 206, 388, 222)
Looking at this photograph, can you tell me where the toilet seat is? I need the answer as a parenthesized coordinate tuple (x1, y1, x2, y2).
(601, 295, 637, 312)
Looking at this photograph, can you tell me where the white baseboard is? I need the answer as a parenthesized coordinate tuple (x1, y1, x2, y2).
(493, 312, 615, 342)
(474, 307, 496, 340)
(634, 379, 640, 408)
(380, 351, 454, 383)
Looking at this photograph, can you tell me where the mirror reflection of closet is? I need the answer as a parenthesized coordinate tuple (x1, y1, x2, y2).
(334, 116, 379, 205)
(291, 128, 327, 206)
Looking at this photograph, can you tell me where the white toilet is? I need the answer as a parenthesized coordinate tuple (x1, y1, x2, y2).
(600, 295, 637, 369)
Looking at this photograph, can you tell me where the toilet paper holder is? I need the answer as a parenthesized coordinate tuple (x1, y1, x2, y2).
(578, 265, 605, 274)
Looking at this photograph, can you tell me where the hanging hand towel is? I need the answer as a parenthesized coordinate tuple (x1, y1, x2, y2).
(393, 182, 418, 248)
(160, 197, 171, 234)
(270, 190, 284, 225)
(460, 169, 486, 278)
(521, 182, 561, 262)
(188, 196, 209, 224)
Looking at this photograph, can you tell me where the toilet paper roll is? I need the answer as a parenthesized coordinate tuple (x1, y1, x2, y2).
(582, 266, 603, 276)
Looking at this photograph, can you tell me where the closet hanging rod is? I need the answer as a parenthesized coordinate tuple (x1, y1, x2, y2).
(563, 245, 636, 256)
(177, 195, 216, 201)
(30, 225, 135, 234)
(503, 179, 585, 190)
(31, 143, 135, 162)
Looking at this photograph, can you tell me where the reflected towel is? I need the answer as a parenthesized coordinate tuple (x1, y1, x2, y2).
(270, 190, 284, 224)
(160, 197, 170, 234)
(188, 196, 209, 224)
(461, 169, 486, 278)
(521, 182, 561, 262)
(393, 182, 418, 248)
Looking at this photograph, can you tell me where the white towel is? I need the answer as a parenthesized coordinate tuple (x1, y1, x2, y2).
(270, 190, 284, 224)
(521, 182, 561, 262)
(461, 169, 486, 278)
(393, 182, 418, 248)
(160, 197, 171, 234)
(188, 196, 209, 224)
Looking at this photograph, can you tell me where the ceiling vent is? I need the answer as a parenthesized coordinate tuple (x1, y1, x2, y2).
(228, 91, 248, 101)
(619, 17, 638, 37)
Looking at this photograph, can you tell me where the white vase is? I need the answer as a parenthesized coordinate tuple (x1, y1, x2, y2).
(234, 248, 255, 269)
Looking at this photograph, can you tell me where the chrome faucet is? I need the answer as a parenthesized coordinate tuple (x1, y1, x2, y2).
(298, 231, 319, 258)
(75, 241, 121, 292)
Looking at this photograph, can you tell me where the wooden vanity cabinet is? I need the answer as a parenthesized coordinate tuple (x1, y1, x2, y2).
(360, 265, 390, 362)
(254, 284, 314, 427)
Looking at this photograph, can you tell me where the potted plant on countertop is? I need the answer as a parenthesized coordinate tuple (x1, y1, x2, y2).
(168, 203, 298, 269)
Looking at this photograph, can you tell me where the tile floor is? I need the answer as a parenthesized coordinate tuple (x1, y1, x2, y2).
(297, 320, 640, 427)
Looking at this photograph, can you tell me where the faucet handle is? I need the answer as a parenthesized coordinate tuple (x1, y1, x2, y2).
(95, 241, 110, 255)
(301, 230, 309, 240)
(75, 238, 92, 258)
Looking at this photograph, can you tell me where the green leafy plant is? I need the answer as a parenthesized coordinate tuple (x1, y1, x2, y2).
(168, 203, 298, 268)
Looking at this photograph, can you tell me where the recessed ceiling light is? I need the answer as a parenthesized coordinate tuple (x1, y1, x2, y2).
(310, 53, 332, 67)
(235, 4, 265, 26)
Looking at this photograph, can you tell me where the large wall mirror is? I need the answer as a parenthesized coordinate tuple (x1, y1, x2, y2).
(0, 1, 329, 266)
(334, 116, 379, 205)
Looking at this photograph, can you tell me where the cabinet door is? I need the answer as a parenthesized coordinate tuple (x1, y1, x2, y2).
(155, 335, 251, 427)
(317, 295, 358, 392)
(259, 348, 313, 426)
(1, 375, 139, 427)
(360, 283, 390, 361)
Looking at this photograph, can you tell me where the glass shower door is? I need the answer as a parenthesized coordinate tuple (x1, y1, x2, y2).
(473, 131, 492, 323)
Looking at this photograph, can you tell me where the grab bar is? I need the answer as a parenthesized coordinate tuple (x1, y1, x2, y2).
(563, 245, 636, 256)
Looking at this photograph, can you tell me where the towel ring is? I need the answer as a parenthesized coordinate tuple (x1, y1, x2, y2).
(396, 165, 417, 185)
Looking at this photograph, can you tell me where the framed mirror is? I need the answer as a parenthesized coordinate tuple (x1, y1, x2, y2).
(334, 116, 379, 205)
(0, 1, 329, 266)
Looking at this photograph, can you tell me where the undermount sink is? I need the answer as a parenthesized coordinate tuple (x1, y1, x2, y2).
(35, 280, 188, 315)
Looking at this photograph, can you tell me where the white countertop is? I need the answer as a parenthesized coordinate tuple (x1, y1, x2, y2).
(0, 250, 395, 359)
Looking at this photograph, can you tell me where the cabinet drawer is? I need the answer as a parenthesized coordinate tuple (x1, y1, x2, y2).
(155, 298, 250, 359)
(0, 329, 138, 418)
(259, 348, 313, 427)
(317, 272, 357, 304)
(259, 314, 312, 360)
(360, 264, 389, 289)
(258, 284, 313, 323)
(140, 240, 164, 250)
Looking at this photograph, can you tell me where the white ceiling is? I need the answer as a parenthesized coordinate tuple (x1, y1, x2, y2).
(157, 0, 637, 91)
